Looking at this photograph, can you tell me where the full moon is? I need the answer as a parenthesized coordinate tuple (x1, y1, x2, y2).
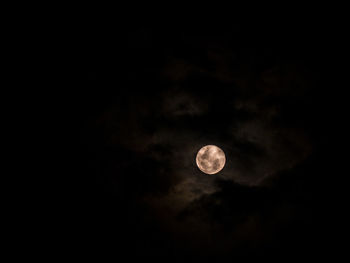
(196, 145, 226, 174)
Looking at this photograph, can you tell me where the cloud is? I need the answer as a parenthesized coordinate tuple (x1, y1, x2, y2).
(78, 34, 319, 257)
(85, 43, 313, 210)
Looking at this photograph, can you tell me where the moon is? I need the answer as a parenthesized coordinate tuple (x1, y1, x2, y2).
(196, 145, 226, 174)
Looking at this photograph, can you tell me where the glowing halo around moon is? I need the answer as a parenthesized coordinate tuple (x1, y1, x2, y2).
(196, 145, 226, 175)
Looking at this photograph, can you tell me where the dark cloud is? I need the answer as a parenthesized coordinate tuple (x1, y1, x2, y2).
(67, 21, 337, 259)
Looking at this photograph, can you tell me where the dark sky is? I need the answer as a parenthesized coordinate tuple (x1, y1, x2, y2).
(61, 18, 343, 260)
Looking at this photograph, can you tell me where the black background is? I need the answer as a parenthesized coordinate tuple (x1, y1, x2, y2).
(57, 16, 345, 261)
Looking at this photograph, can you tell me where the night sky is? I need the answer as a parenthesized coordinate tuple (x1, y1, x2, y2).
(61, 19, 342, 260)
